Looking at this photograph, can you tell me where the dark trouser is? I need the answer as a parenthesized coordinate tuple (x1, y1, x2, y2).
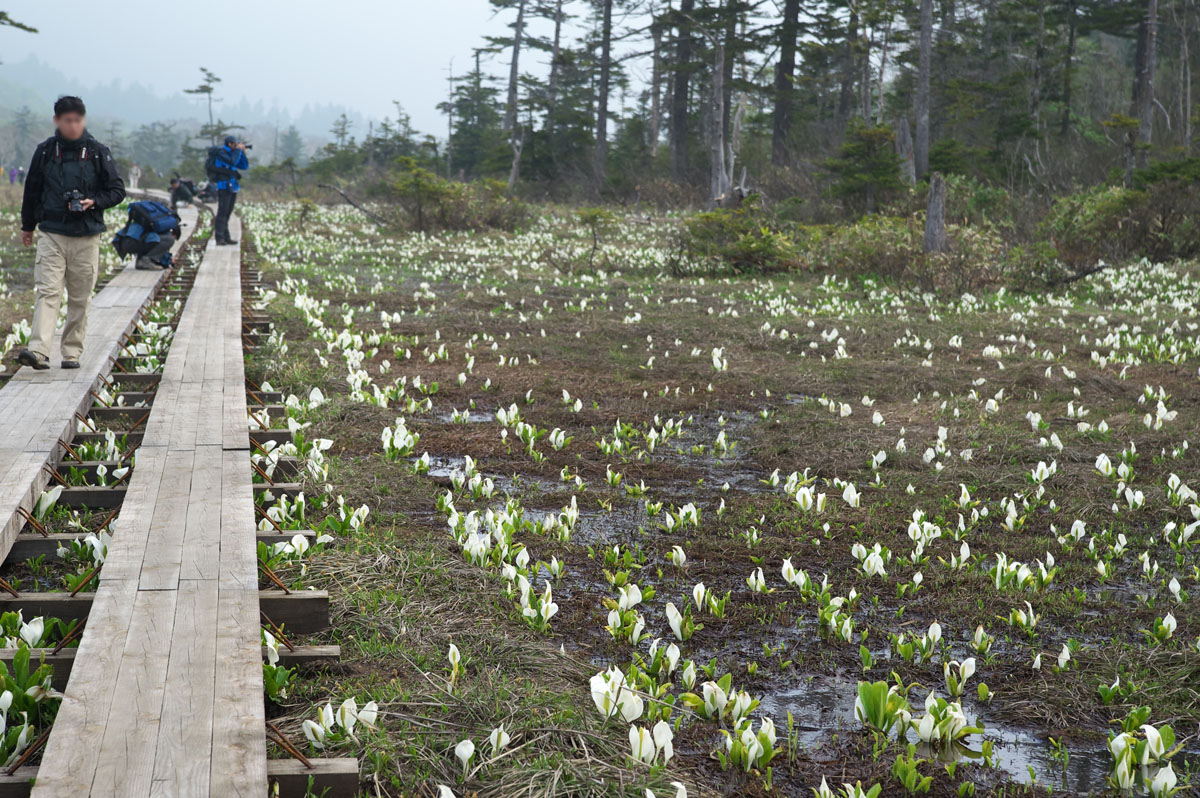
(214, 189, 238, 241)
(170, 187, 195, 209)
(136, 234, 175, 269)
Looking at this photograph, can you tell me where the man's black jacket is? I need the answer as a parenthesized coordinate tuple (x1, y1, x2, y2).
(21, 130, 126, 237)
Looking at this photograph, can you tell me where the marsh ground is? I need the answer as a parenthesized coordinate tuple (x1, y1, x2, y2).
(4, 198, 1198, 797)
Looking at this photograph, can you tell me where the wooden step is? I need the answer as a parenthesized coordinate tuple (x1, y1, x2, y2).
(0, 590, 330, 633)
(106, 373, 160, 389)
(0, 644, 340, 690)
(1, 757, 359, 798)
(70, 432, 143, 448)
(245, 390, 284, 404)
(249, 430, 293, 447)
(86, 406, 153, 427)
(9, 529, 318, 563)
(57, 486, 126, 509)
(253, 481, 302, 495)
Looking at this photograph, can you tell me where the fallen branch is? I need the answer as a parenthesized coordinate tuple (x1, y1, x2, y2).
(1053, 262, 1110, 285)
(316, 183, 392, 227)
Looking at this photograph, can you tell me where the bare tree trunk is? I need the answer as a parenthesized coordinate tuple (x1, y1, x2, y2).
(861, 30, 872, 121)
(710, 34, 729, 204)
(772, 0, 801, 165)
(876, 20, 892, 125)
(670, 0, 695, 183)
(838, 9, 858, 124)
(594, 0, 614, 184)
(721, 0, 737, 142)
(924, 172, 948, 253)
(649, 8, 664, 157)
(1172, 0, 1190, 154)
(915, 0, 933, 178)
(1182, 0, 1193, 154)
(504, 0, 528, 191)
(1031, 0, 1046, 123)
(546, 0, 565, 165)
(1060, 0, 1077, 135)
(896, 117, 916, 186)
(1124, 130, 1137, 188)
(1132, 0, 1159, 169)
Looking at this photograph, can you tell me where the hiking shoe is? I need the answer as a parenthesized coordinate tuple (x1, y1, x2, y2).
(61, 359, 80, 369)
(17, 350, 49, 370)
(217, 238, 238, 246)
(135, 261, 158, 271)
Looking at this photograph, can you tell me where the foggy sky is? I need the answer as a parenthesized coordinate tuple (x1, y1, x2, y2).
(0, 0, 537, 135)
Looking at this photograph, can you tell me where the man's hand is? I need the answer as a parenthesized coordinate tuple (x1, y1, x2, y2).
(80, 198, 95, 211)
(237, 143, 247, 151)
(20, 231, 33, 247)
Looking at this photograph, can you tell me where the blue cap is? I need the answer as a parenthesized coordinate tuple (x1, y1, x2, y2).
(224, 135, 238, 146)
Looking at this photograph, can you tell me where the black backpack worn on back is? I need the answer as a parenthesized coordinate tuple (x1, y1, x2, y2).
(205, 146, 236, 182)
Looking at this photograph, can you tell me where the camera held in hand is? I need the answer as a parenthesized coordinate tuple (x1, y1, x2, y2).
(242, 143, 253, 150)
(64, 189, 86, 213)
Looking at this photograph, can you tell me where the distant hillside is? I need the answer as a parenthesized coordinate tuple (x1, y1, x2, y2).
(0, 55, 369, 140)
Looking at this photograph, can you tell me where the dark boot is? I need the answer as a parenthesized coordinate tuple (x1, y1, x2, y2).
(17, 349, 50, 370)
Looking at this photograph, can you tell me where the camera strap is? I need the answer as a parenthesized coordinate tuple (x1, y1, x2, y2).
(50, 140, 92, 163)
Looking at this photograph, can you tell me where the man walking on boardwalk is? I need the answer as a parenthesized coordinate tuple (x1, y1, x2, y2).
(206, 135, 248, 246)
(17, 96, 125, 371)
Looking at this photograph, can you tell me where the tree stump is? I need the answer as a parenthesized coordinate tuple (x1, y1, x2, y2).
(924, 172, 949, 253)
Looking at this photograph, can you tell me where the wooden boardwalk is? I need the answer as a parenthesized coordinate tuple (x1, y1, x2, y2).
(0, 201, 198, 555)
(29, 213, 268, 798)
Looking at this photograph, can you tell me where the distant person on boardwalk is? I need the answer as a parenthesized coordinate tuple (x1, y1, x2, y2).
(205, 135, 248, 246)
(169, 176, 198, 209)
(129, 162, 141, 189)
(17, 95, 125, 371)
(17, 166, 25, 184)
(7, 167, 14, 185)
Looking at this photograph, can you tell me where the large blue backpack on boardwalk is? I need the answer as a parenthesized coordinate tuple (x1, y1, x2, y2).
(112, 201, 181, 261)
(129, 201, 179, 235)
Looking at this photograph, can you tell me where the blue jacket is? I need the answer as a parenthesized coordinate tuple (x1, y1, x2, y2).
(213, 146, 249, 192)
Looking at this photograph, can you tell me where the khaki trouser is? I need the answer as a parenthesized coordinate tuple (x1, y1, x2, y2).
(28, 231, 101, 361)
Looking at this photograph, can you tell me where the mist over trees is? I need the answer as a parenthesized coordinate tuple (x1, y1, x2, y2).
(2, 0, 1196, 212)
(0, 57, 365, 172)
(245, 0, 1197, 221)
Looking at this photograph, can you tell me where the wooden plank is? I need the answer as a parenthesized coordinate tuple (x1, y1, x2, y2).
(140, 378, 180, 447)
(27, 583, 138, 796)
(149, 579, 218, 797)
(177, 446, 222, 582)
(6, 759, 359, 798)
(195, 379, 224, 447)
(0, 644, 337, 691)
(94, 446, 168, 584)
(209, 582, 267, 797)
(135, 447, 194, 591)
(0, 452, 45, 549)
(57, 486, 127, 509)
(218, 449, 258, 589)
(0, 772, 34, 798)
(257, 591, 330, 634)
(88, 588, 178, 797)
(266, 759, 360, 798)
(0, 649, 75, 690)
(0, 592, 326, 631)
(10, 529, 317, 563)
(223, 381, 249, 452)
